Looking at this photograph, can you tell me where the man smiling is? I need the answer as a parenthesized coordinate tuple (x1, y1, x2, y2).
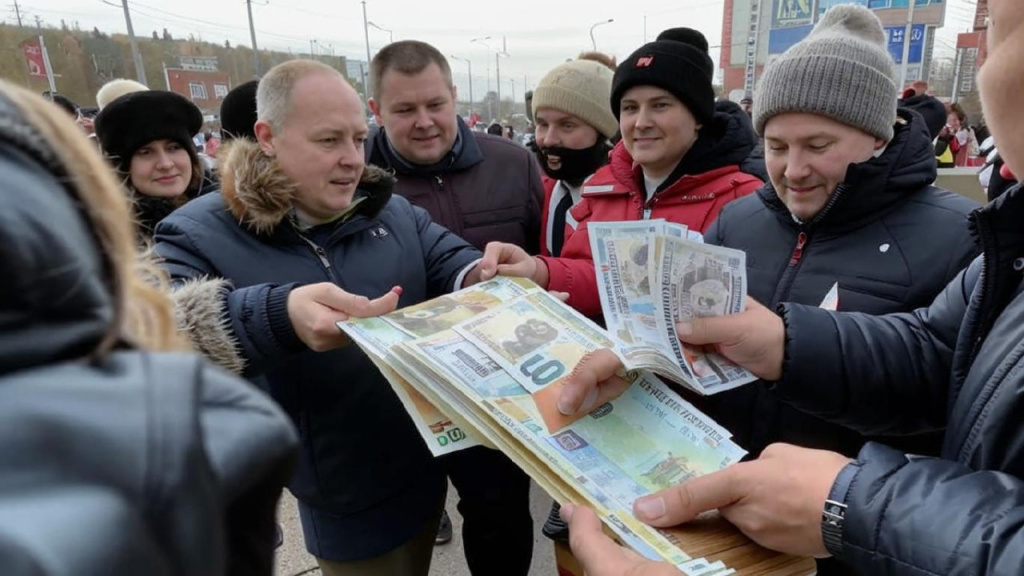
(366, 40, 542, 576)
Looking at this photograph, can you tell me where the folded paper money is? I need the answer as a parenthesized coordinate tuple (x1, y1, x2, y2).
(340, 277, 812, 575)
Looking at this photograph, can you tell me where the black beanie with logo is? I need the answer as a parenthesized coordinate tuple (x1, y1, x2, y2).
(610, 28, 715, 126)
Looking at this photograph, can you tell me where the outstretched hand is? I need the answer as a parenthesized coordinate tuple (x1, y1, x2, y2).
(287, 282, 401, 352)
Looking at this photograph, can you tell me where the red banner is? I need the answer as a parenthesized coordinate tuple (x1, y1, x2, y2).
(20, 39, 47, 77)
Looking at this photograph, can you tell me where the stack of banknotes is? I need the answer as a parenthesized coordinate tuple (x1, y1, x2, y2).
(589, 220, 756, 394)
(339, 229, 812, 575)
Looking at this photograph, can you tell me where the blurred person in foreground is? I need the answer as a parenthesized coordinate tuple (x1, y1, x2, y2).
(0, 79, 297, 575)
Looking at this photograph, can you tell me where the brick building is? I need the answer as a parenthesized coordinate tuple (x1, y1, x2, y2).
(163, 56, 231, 117)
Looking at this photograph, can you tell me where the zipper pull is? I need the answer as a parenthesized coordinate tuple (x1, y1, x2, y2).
(435, 175, 444, 187)
(314, 246, 331, 269)
(789, 232, 808, 266)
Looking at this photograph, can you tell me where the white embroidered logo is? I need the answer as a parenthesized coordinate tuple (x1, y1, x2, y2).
(370, 225, 389, 239)
(879, 243, 890, 253)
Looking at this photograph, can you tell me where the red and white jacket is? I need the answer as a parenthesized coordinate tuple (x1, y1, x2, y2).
(538, 139, 763, 317)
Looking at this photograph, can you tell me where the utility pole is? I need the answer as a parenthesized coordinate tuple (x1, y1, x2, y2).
(246, 0, 260, 76)
(362, 0, 373, 96)
(13, 0, 22, 27)
(450, 55, 473, 117)
(898, 0, 917, 89)
(118, 0, 148, 86)
(34, 16, 57, 92)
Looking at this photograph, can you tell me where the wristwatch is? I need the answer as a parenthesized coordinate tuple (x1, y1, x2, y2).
(822, 460, 861, 557)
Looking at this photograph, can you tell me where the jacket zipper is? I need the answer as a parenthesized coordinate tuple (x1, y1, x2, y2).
(295, 232, 339, 283)
(957, 211, 1004, 460)
(642, 197, 658, 220)
(770, 231, 810, 305)
(767, 184, 848, 305)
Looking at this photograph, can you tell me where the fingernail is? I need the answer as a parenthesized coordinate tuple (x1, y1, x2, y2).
(557, 386, 580, 416)
(635, 496, 666, 520)
(392, 286, 403, 295)
(676, 321, 693, 337)
(559, 503, 575, 523)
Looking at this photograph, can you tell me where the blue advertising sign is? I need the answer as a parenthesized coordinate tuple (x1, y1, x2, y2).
(886, 24, 926, 64)
(768, 24, 813, 54)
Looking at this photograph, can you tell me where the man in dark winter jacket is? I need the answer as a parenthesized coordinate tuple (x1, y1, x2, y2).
(700, 10, 979, 573)
(703, 4, 978, 479)
(154, 59, 493, 576)
(365, 40, 542, 572)
(549, 1, 1024, 574)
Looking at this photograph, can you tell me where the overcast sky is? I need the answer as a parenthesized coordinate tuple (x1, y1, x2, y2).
(31, 0, 978, 99)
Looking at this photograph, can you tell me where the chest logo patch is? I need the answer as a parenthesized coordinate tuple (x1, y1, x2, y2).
(370, 225, 390, 239)
(879, 243, 890, 253)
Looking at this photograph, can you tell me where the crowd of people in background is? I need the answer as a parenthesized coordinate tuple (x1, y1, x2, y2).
(8, 0, 1024, 574)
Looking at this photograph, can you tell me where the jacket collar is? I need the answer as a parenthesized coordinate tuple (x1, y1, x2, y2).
(368, 116, 483, 176)
(609, 100, 758, 198)
(757, 108, 939, 233)
(219, 138, 394, 236)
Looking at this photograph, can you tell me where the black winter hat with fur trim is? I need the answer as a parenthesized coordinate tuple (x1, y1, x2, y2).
(220, 80, 259, 142)
(611, 28, 715, 126)
(94, 90, 202, 171)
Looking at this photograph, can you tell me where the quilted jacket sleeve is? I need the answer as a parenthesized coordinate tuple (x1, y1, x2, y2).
(769, 260, 979, 436)
(154, 216, 305, 377)
(411, 203, 483, 297)
(840, 441, 1024, 576)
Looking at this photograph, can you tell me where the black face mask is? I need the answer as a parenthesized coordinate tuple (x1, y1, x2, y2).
(532, 139, 611, 187)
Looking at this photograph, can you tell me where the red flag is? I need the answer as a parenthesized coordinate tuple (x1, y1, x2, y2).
(21, 39, 48, 77)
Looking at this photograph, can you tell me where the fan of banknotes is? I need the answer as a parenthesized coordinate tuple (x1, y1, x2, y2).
(588, 220, 757, 395)
(338, 227, 813, 575)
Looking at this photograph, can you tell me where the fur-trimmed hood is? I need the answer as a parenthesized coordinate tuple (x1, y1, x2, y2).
(217, 138, 395, 234)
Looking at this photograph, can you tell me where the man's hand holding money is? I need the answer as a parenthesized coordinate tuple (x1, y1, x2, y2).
(477, 241, 550, 287)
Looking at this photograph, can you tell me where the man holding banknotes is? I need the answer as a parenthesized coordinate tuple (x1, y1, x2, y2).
(153, 60, 510, 576)
(554, 0, 1024, 574)
(687, 9, 978, 575)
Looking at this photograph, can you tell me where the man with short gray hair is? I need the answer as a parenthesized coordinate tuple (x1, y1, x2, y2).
(155, 59, 495, 576)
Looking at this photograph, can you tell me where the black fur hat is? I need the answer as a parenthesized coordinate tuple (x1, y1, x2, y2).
(94, 90, 202, 171)
(220, 80, 259, 142)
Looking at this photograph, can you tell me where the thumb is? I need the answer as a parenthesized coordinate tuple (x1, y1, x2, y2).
(320, 285, 402, 318)
(676, 296, 768, 345)
(562, 504, 614, 566)
(634, 465, 744, 527)
(479, 242, 506, 281)
(558, 349, 627, 416)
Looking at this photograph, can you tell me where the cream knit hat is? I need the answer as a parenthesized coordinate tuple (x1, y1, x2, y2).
(532, 59, 617, 139)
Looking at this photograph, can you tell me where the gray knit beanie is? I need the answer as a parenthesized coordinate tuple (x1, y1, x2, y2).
(753, 4, 897, 141)
(532, 59, 618, 139)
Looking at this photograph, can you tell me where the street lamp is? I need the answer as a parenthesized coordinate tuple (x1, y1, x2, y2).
(472, 36, 509, 119)
(368, 21, 393, 44)
(590, 18, 614, 51)
(450, 55, 473, 117)
(471, 36, 493, 119)
(361, 1, 372, 95)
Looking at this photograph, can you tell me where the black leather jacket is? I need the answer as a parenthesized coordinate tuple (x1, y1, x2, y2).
(776, 185, 1024, 575)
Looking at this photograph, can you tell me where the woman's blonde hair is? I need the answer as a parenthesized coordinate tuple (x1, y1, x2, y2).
(1, 80, 188, 353)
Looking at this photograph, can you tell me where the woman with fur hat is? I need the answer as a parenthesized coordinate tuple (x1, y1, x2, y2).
(94, 89, 216, 240)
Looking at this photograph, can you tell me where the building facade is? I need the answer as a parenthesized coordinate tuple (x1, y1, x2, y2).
(720, 0, 948, 100)
(164, 56, 231, 118)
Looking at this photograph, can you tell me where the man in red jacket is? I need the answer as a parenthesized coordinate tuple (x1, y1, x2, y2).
(480, 28, 763, 317)
(532, 55, 618, 258)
